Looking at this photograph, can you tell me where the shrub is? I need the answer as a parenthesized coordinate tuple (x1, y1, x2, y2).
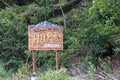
(37, 68, 70, 80)
(0, 62, 9, 79)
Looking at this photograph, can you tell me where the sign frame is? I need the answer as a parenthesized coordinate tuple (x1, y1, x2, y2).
(28, 25, 63, 50)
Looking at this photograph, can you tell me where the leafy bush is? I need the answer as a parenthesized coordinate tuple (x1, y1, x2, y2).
(0, 0, 120, 73)
(37, 68, 70, 80)
(87, 62, 96, 80)
(17, 63, 31, 79)
(0, 62, 9, 79)
(70, 0, 120, 57)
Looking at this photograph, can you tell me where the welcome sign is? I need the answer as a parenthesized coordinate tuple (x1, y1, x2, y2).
(28, 21, 63, 50)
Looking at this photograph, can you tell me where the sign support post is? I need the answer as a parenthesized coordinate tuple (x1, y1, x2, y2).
(56, 50, 59, 70)
(28, 21, 63, 74)
(31, 50, 36, 79)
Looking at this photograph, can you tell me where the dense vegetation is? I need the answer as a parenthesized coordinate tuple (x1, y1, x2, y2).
(0, 0, 120, 79)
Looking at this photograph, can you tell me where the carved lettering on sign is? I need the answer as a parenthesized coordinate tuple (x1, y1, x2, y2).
(28, 26, 63, 50)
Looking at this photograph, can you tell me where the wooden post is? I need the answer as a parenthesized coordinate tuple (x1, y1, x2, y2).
(32, 50, 36, 73)
(56, 50, 59, 70)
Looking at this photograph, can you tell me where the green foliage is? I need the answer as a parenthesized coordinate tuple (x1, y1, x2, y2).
(70, 0, 120, 56)
(17, 63, 31, 79)
(0, 2, 53, 71)
(87, 62, 96, 80)
(0, 6, 28, 71)
(98, 57, 111, 73)
(0, 61, 9, 79)
(83, 56, 112, 80)
(0, 0, 120, 73)
(37, 68, 70, 80)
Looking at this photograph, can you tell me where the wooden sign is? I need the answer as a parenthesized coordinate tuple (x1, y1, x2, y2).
(28, 22, 63, 50)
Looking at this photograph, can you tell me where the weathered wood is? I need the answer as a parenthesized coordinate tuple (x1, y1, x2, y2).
(32, 50, 36, 73)
(56, 50, 59, 70)
(28, 26, 63, 50)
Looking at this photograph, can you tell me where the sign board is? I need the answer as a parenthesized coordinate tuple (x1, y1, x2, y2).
(28, 21, 63, 50)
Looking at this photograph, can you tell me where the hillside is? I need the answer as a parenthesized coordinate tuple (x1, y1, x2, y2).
(0, 0, 120, 80)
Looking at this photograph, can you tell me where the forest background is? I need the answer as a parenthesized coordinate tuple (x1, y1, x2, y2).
(0, 0, 120, 80)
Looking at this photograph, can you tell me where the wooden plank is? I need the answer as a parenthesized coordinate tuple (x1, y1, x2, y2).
(28, 26, 63, 50)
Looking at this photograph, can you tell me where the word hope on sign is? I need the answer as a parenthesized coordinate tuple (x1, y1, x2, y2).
(28, 21, 63, 50)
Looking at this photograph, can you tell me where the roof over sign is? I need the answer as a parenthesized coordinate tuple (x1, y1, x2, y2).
(30, 21, 62, 28)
